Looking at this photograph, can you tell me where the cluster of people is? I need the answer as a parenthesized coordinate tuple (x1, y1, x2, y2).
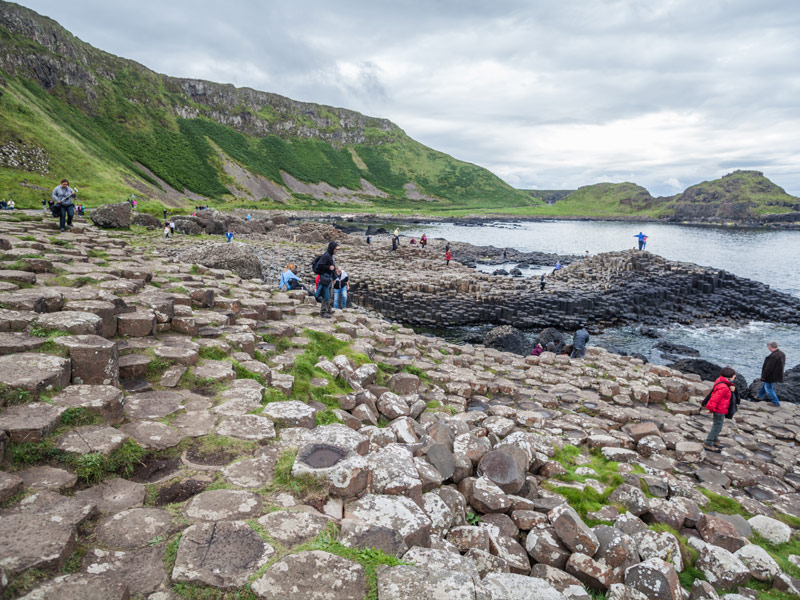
(530, 325, 590, 359)
(163, 221, 176, 238)
(0, 199, 15, 210)
(128, 194, 138, 210)
(278, 241, 351, 318)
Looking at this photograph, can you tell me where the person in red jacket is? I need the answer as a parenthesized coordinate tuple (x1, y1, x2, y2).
(703, 366, 737, 452)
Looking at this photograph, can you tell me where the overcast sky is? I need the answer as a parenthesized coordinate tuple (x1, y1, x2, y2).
(17, 0, 800, 196)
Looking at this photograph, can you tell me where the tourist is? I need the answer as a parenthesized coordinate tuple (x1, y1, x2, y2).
(314, 241, 339, 318)
(394, 227, 399, 239)
(445, 249, 452, 266)
(163, 208, 167, 219)
(420, 234, 427, 248)
(279, 263, 302, 291)
(552, 261, 562, 274)
(333, 266, 349, 309)
(571, 324, 590, 359)
(503, 248, 507, 260)
(77, 205, 85, 216)
(703, 366, 737, 452)
(169, 221, 175, 234)
(246, 214, 251, 221)
(530, 343, 544, 356)
(42, 198, 47, 213)
(540, 273, 546, 291)
(164, 222, 171, 239)
(225, 229, 234, 243)
(51, 178, 76, 232)
(756, 341, 786, 406)
(634, 231, 648, 250)
(410, 238, 416, 245)
(7, 199, 14, 210)
(392, 236, 397, 252)
(366, 234, 371, 245)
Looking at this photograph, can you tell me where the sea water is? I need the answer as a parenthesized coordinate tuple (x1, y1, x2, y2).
(400, 220, 800, 381)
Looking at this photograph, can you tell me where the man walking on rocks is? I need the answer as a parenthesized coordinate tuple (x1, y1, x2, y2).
(51, 178, 76, 232)
(571, 325, 590, 359)
(315, 241, 339, 318)
(756, 341, 786, 406)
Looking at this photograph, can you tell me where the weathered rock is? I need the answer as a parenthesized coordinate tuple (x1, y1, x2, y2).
(608, 484, 649, 516)
(549, 504, 599, 556)
(215, 414, 276, 442)
(123, 391, 183, 420)
(73, 478, 146, 513)
(594, 525, 638, 570)
(120, 421, 182, 450)
(16, 573, 129, 600)
(339, 518, 408, 557)
(95, 508, 172, 549)
(52, 385, 123, 424)
(748, 515, 791, 544)
(185, 490, 262, 521)
(623, 557, 682, 600)
(35, 311, 103, 335)
(91, 202, 132, 228)
(376, 565, 485, 600)
(345, 494, 432, 548)
(566, 552, 614, 591)
(482, 573, 568, 599)
(257, 510, 331, 547)
(525, 527, 571, 569)
(734, 544, 780, 582)
(17, 465, 77, 491)
(696, 514, 747, 552)
(55, 425, 128, 455)
(261, 399, 316, 428)
(0, 513, 76, 575)
(251, 550, 367, 600)
(695, 543, 751, 590)
(469, 476, 513, 514)
(179, 242, 262, 279)
(402, 546, 479, 579)
(477, 449, 525, 494)
(0, 353, 71, 398)
(0, 471, 23, 503)
(0, 401, 66, 442)
(633, 530, 683, 571)
(172, 520, 274, 589)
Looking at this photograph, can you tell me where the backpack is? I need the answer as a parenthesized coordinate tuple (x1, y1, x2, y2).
(700, 382, 726, 408)
(312, 254, 323, 275)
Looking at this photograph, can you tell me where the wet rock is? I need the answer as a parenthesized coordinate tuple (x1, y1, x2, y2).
(172, 520, 275, 588)
(251, 550, 367, 600)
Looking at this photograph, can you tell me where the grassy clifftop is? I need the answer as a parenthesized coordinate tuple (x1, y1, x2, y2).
(0, 1, 533, 213)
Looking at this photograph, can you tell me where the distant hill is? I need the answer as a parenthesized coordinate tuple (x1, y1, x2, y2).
(0, 1, 533, 213)
(522, 172, 800, 224)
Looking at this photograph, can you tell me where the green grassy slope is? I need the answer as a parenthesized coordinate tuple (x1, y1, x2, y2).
(527, 182, 673, 218)
(0, 1, 532, 213)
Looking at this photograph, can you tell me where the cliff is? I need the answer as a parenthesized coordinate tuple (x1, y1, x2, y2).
(0, 1, 532, 211)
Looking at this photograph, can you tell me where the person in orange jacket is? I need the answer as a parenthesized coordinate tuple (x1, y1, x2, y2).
(445, 249, 452, 266)
(703, 366, 737, 452)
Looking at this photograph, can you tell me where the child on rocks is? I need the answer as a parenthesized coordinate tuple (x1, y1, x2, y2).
(703, 366, 737, 452)
(164, 223, 170, 239)
(445, 249, 452, 267)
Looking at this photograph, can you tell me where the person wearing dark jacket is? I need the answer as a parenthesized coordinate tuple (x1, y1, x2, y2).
(571, 325, 590, 359)
(315, 241, 339, 317)
(703, 366, 737, 452)
(756, 341, 786, 406)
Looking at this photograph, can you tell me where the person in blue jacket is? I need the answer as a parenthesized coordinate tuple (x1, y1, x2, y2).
(634, 232, 648, 250)
(225, 229, 234, 243)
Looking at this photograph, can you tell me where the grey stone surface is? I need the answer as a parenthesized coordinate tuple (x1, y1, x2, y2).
(83, 543, 167, 595)
(345, 493, 432, 548)
(215, 414, 276, 442)
(95, 508, 172, 549)
(256, 510, 331, 547)
(51, 385, 124, 424)
(17, 573, 129, 600)
(120, 421, 183, 450)
(0, 513, 76, 575)
(74, 478, 146, 513)
(55, 426, 128, 455)
(185, 489, 263, 521)
(123, 391, 183, 420)
(172, 520, 274, 589)
(251, 550, 367, 600)
(17, 465, 77, 491)
(0, 402, 66, 442)
(0, 353, 70, 396)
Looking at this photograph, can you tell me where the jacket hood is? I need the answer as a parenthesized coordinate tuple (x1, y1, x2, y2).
(326, 241, 339, 254)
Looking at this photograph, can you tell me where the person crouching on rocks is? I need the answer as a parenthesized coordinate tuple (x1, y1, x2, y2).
(703, 366, 737, 453)
(315, 241, 339, 318)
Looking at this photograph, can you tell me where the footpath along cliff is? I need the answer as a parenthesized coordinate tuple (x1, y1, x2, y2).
(0, 207, 800, 599)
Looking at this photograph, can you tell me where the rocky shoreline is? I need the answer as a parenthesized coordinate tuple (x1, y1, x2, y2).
(0, 207, 798, 599)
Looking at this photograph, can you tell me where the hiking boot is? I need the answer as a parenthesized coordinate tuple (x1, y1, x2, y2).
(713, 441, 725, 449)
(703, 443, 720, 453)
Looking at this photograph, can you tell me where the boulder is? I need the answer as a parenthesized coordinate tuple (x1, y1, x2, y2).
(624, 558, 682, 600)
(483, 325, 530, 355)
(91, 202, 132, 229)
(178, 242, 262, 279)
